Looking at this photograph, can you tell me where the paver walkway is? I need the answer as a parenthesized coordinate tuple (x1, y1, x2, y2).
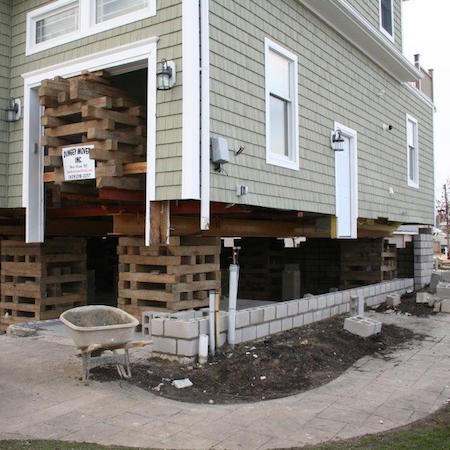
(0, 312, 449, 449)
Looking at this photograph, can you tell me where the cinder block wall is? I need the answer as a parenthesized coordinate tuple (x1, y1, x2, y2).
(413, 230, 433, 289)
(144, 278, 414, 363)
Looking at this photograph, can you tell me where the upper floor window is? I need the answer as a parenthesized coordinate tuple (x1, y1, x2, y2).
(27, 0, 156, 56)
(265, 38, 299, 171)
(406, 114, 419, 188)
(379, 0, 394, 41)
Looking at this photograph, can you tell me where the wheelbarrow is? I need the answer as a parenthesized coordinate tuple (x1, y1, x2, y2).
(60, 305, 151, 381)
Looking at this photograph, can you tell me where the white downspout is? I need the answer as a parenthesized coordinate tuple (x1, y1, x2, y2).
(200, 0, 210, 230)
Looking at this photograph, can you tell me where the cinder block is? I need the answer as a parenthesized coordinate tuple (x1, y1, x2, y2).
(151, 318, 165, 336)
(164, 319, 199, 339)
(441, 299, 450, 313)
(152, 336, 177, 354)
(218, 332, 227, 347)
(198, 318, 209, 335)
(235, 310, 250, 328)
(416, 292, 432, 304)
(177, 338, 199, 357)
(256, 323, 269, 338)
(276, 303, 288, 319)
(313, 310, 322, 322)
(218, 314, 228, 333)
(293, 314, 304, 327)
(317, 296, 327, 309)
(308, 297, 318, 311)
(241, 325, 257, 342)
(322, 308, 331, 319)
(287, 300, 299, 316)
(338, 304, 348, 314)
(342, 292, 350, 304)
(250, 308, 264, 325)
(344, 316, 381, 338)
(386, 294, 401, 307)
(281, 317, 293, 331)
(303, 312, 313, 325)
(334, 293, 343, 305)
(298, 299, 309, 313)
(234, 328, 243, 344)
(436, 282, 450, 298)
(331, 306, 339, 316)
(269, 320, 282, 334)
(263, 305, 276, 322)
(326, 295, 335, 307)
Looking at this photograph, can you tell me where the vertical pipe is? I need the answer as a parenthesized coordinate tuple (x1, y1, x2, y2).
(200, 0, 210, 230)
(198, 334, 208, 364)
(214, 291, 220, 347)
(208, 290, 215, 355)
(228, 264, 239, 348)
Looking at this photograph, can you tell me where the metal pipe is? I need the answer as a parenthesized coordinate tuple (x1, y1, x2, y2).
(228, 264, 239, 348)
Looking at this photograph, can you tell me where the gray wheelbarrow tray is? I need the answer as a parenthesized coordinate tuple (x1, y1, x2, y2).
(60, 305, 150, 380)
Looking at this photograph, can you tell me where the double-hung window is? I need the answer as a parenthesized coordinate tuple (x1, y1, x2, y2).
(265, 38, 299, 170)
(406, 114, 419, 188)
(27, 0, 156, 55)
(379, 0, 394, 41)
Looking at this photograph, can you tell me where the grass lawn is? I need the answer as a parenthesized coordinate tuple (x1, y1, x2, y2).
(1, 404, 449, 450)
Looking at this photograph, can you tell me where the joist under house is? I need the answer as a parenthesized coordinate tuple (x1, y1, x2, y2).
(0, 0, 435, 336)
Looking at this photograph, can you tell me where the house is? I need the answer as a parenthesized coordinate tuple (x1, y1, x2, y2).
(0, 0, 435, 332)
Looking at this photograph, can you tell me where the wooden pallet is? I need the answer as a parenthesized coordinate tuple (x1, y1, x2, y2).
(40, 71, 146, 196)
(340, 238, 397, 289)
(117, 236, 221, 321)
(0, 238, 87, 332)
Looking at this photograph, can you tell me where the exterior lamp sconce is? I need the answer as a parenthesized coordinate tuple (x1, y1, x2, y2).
(330, 129, 344, 151)
(156, 59, 176, 90)
(5, 98, 21, 123)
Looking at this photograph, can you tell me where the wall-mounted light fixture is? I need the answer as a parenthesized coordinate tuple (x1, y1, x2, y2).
(156, 59, 176, 90)
(5, 98, 21, 122)
(330, 129, 344, 151)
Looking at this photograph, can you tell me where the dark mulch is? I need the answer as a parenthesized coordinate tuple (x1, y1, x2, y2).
(375, 291, 437, 317)
(91, 315, 423, 404)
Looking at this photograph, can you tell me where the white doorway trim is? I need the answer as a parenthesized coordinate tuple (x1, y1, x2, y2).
(334, 121, 358, 239)
(22, 37, 158, 243)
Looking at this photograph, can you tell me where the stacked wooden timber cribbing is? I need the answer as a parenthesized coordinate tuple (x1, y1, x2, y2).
(40, 70, 146, 196)
(340, 238, 397, 289)
(117, 236, 221, 321)
(0, 238, 87, 332)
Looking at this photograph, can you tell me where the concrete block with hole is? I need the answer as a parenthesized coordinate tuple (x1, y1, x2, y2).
(441, 299, 450, 313)
(386, 293, 401, 307)
(344, 316, 382, 338)
(436, 282, 450, 298)
(416, 292, 432, 304)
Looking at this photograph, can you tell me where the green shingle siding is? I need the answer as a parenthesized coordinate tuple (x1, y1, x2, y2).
(209, 0, 434, 225)
(7, 0, 183, 208)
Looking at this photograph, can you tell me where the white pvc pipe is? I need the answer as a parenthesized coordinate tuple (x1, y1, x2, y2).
(228, 264, 239, 348)
(200, 0, 210, 230)
(209, 290, 215, 355)
(198, 334, 208, 364)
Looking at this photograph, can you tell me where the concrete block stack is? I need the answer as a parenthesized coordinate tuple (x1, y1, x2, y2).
(413, 230, 433, 289)
(142, 278, 413, 363)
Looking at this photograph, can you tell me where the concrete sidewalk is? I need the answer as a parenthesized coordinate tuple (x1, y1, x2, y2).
(0, 312, 449, 449)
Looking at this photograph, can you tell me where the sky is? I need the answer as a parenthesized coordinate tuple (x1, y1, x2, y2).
(402, 0, 449, 199)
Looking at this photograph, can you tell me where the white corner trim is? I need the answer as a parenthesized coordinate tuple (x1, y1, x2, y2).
(334, 121, 358, 239)
(406, 113, 419, 190)
(298, 0, 421, 82)
(181, 0, 200, 200)
(200, 0, 210, 230)
(26, 0, 157, 56)
(265, 38, 299, 172)
(22, 37, 158, 243)
(378, 0, 395, 43)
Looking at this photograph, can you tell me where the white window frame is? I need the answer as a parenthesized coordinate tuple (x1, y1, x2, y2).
(379, 0, 395, 42)
(265, 38, 299, 171)
(406, 114, 419, 189)
(22, 37, 158, 244)
(26, 0, 156, 56)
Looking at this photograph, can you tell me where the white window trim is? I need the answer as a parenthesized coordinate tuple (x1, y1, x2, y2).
(334, 122, 358, 239)
(406, 114, 419, 189)
(26, 0, 156, 56)
(265, 38, 299, 171)
(379, 0, 395, 42)
(22, 37, 158, 244)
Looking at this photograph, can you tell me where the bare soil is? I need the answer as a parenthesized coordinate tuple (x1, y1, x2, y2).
(91, 315, 422, 404)
(375, 291, 437, 317)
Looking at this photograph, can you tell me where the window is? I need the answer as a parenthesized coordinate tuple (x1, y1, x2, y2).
(379, 0, 394, 40)
(26, 0, 156, 55)
(406, 114, 419, 188)
(265, 38, 299, 170)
